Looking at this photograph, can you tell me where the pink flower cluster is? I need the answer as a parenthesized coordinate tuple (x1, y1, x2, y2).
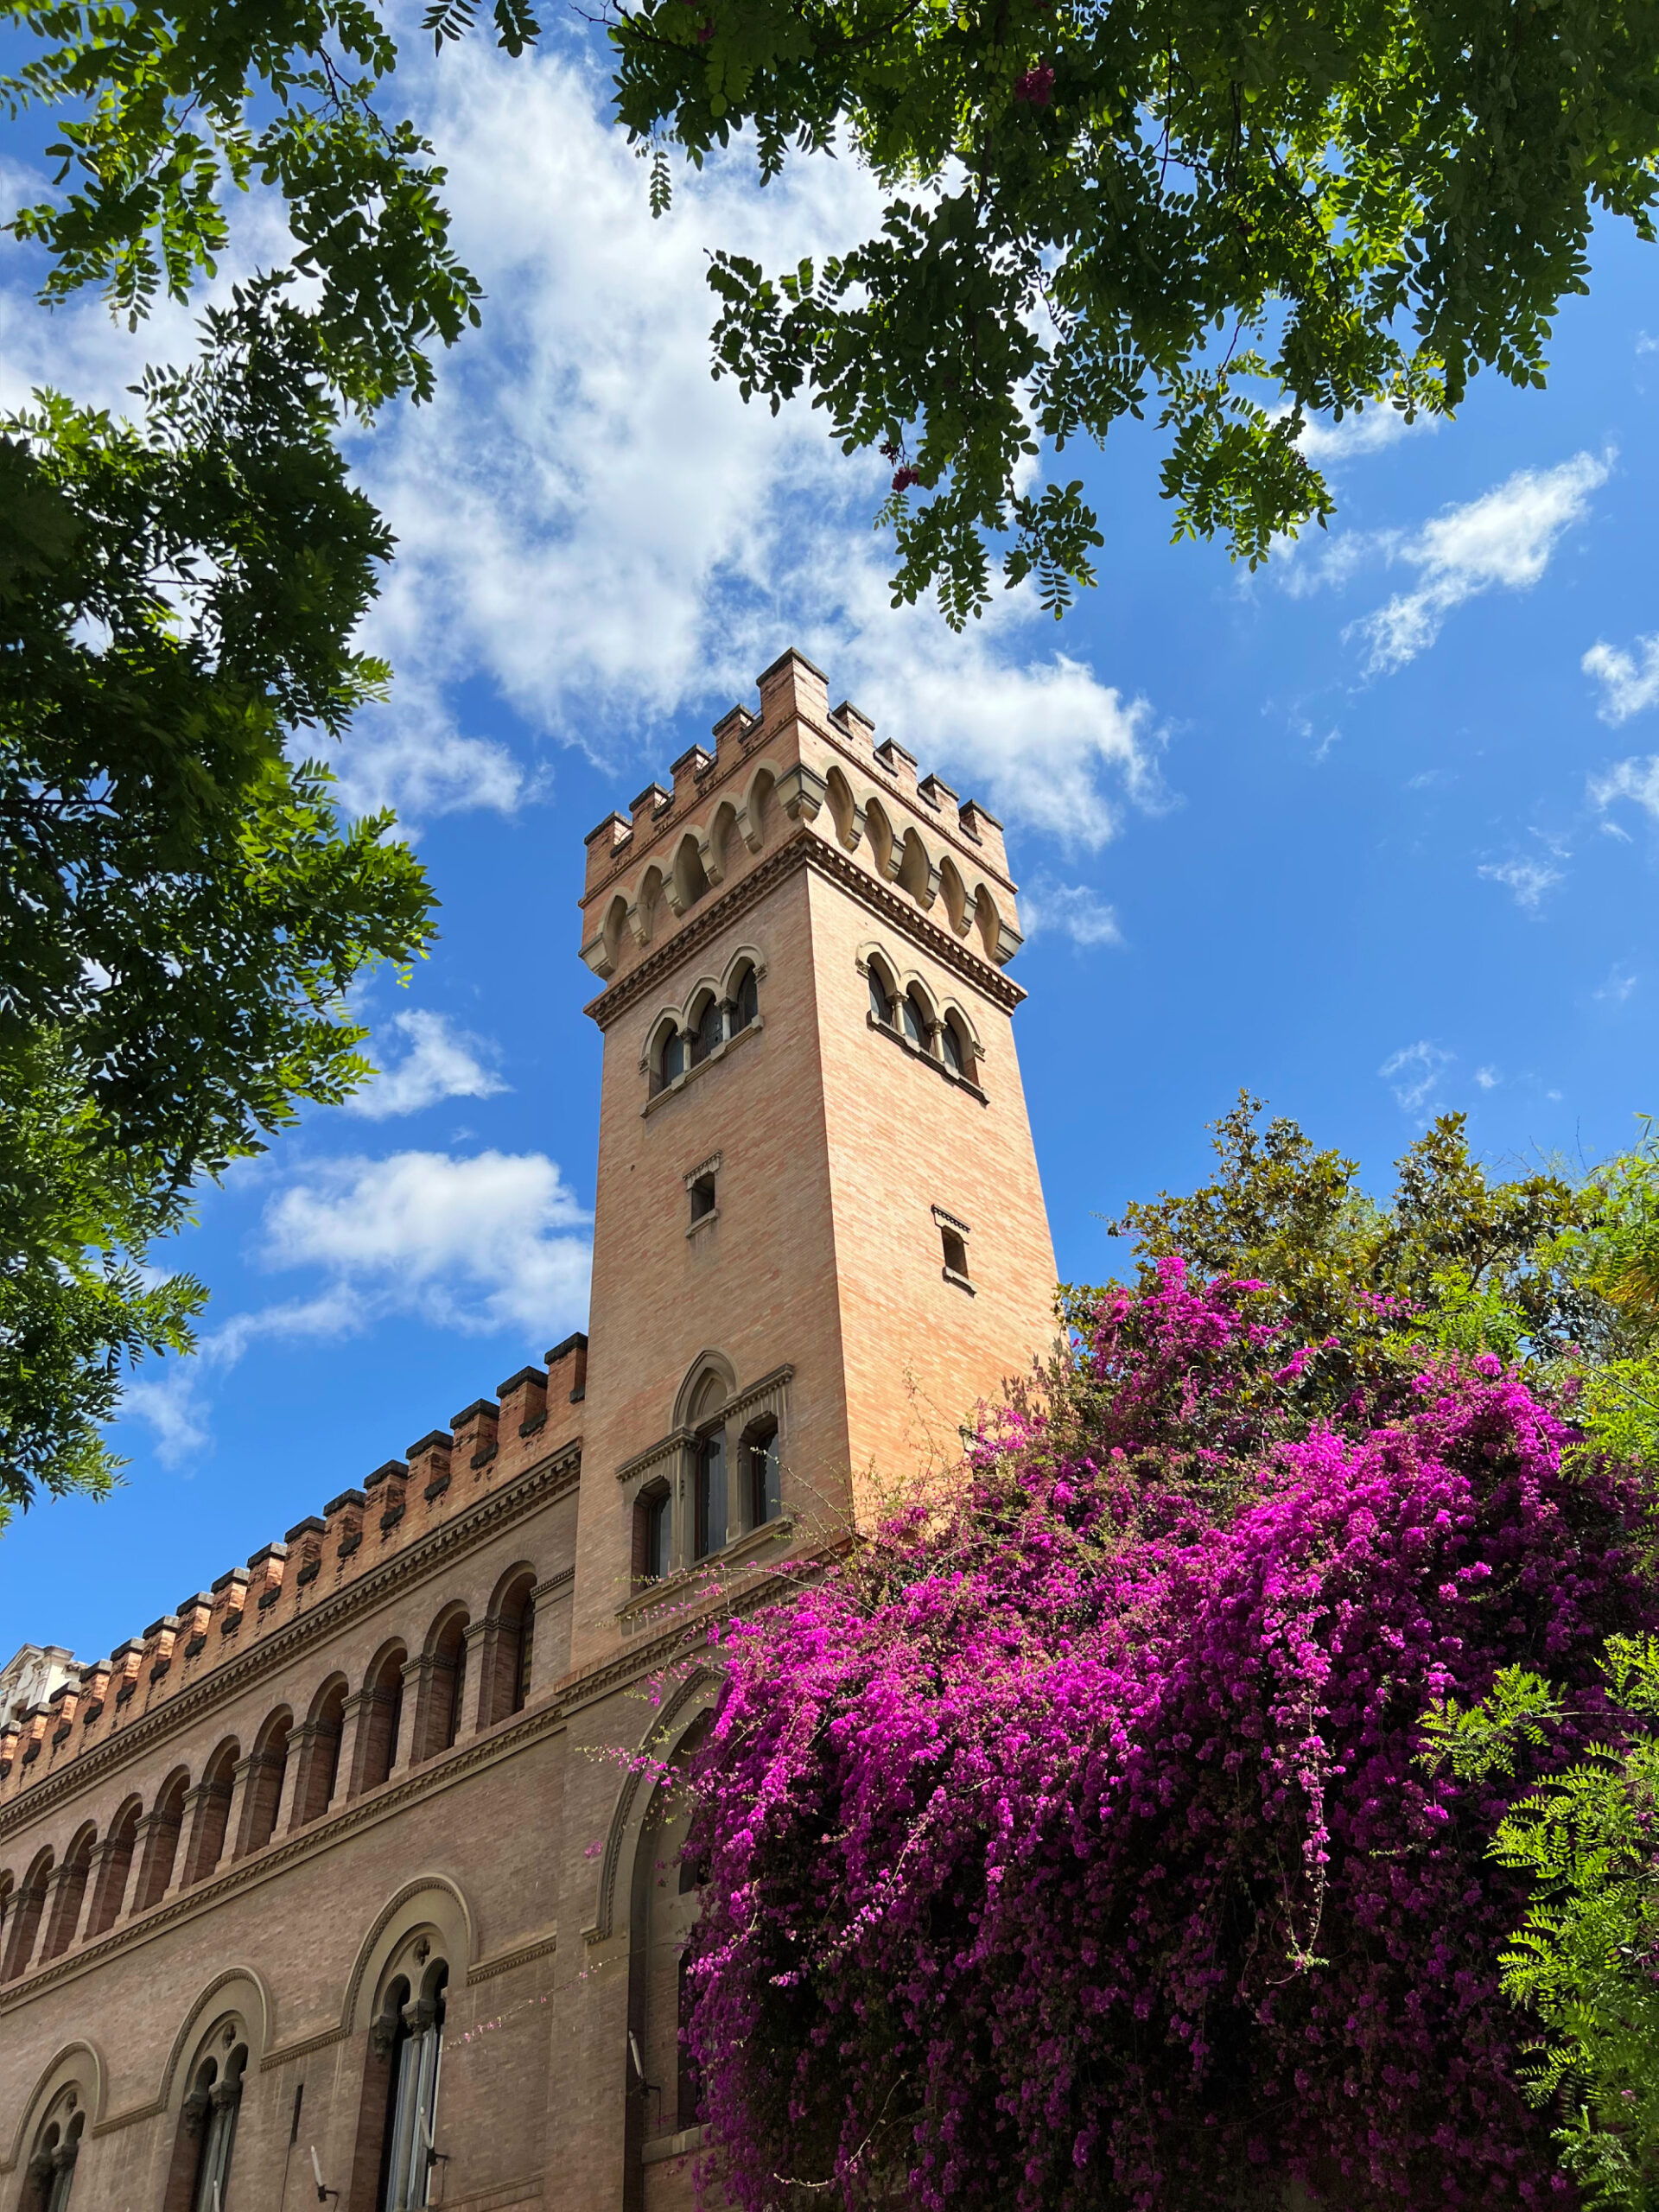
(682, 1266, 1652, 2209)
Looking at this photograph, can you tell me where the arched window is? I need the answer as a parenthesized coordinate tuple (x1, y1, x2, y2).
(182, 2040, 246, 2212)
(694, 1429, 727, 1560)
(375, 1962, 448, 2212)
(902, 990, 931, 1050)
(132, 1770, 188, 1913)
(745, 1421, 781, 1529)
(3, 1849, 53, 1980)
(423, 1612, 469, 1759)
(86, 1798, 141, 1937)
(940, 1017, 966, 1076)
(182, 1741, 239, 1886)
(24, 2099, 83, 2212)
(632, 1482, 672, 1585)
(240, 1710, 292, 1856)
(359, 1649, 407, 1793)
(295, 1679, 346, 1827)
(728, 964, 759, 1035)
(41, 1825, 95, 1961)
(689, 993, 723, 1067)
(868, 964, 893, 1027)
(652, 1020, 686, 1094)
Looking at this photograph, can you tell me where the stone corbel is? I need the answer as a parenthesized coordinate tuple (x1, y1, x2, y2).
(952, 887, 978, 941)
(733, 799, 764, 854)
(626, 899, 652, 947)
(579, 932, 615, 979)
(994, 918, 1025, 966)
(661, 875, 689, 918)
(698, 830, 725, 887)
(776, 763, 828, 825)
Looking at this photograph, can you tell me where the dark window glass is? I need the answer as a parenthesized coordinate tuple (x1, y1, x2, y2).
(732, 968, 759, 1033)
(695, 1433, 727, 1559)
(689, 1174, 716, 1223)
(677, 1952, 702, 2126)
(647, 1491, 671, 1579)
(902, 993, 929, 1048)
(659, 1029, 685, 1087)
(942, 1228, 969, 1280)
(749, 1427, 781, 1526)
(690, 998, 723, 1065)
(940, 1021, 965, 1075)
(868, 969, 892, 1025)
(512, 1604, 533, 1713)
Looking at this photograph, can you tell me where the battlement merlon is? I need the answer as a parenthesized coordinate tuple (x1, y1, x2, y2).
(576, 647, 1021, 984)
(0, 1333, 588, 1808)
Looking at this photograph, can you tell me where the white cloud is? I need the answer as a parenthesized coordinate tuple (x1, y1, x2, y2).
(1380, 1040, 1453, 1112)
(1584, 635, 1659, 726)
(1478, 855, 1564, 911)
(1295, 406, 1433, 467)
(346, 1009, 508, 1119)
(1348, 453, 1609, 673)
(340, 42, 1160, 850)
(1590, 755, 1659, 823)
(1475, 1065, 1501, 1090)
(1595, 965, 1638, 1005)
(259, 1148, 590, 1335)
(1020, 878, 1122, 949)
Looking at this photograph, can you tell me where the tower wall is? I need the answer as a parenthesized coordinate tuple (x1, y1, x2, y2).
(0, 647, 1058, 2212)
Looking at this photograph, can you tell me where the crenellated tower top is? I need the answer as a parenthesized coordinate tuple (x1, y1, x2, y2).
(578, 647, 1022, 998)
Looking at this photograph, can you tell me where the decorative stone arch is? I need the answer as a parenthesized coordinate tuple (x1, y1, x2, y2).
(629, 862, 666, 948)
(702, 797, 740, 885)
(671, 1351, 737, 1433)
(2, 2042, 104, 2175)
(937, 995, 986, 1082)
(895, 826, 940, 910)
(973, 880, 1005, 963)
(735, 762, 774, 855)
(155, 1969, 271, 2120)
(667, 831, 709, 917)
(938, 854, 976, 938)
(599, 892, 630, 973)
(717, 943, 767, 1002)
(585, 1666, 721, 1947)
(861, 795, 901, 882)
(338, 1879, 471, 2212)
(639, 1001, 689, 1085)
(823, 764, 864, 852)
(340, 1876, 475, 2041)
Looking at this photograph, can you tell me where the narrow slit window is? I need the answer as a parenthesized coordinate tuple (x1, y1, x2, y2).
(940, 1020, 965, 1076)
(748, 1424, 781, 1527)
(868, 967, 893, 1026)
(695, 1433, 727, 1560)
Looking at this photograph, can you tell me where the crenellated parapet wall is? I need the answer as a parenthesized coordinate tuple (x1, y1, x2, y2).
(0, 1335, 588, 1807)
(578, 647, 1022, 995)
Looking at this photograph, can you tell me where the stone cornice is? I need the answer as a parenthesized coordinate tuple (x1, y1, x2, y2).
(3, 1699, 568, 2022)
(0, 1442, 582, 1842)
(583, 830, 1022, 1031)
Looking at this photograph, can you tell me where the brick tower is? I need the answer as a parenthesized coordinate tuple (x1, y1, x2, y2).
(569, 645, 1058, 1673)
(0, 645, 1058, 2212)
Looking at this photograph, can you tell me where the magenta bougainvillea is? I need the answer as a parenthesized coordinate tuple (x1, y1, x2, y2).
(683, 1264, 1656, 2210)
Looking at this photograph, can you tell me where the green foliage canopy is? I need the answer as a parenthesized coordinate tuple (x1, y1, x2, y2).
(612, 0, 1659, 620)
(1, 284, 438, 1522)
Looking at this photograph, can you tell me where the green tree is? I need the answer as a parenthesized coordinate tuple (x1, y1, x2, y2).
(1, 285, 437, 1522)
(9, 0, 1659, 626)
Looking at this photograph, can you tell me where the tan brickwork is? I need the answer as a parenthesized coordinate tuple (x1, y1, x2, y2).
(0, 648, 1056, 2212)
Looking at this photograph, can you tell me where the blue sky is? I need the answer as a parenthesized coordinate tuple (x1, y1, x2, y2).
(4, 37, 1659, 1666)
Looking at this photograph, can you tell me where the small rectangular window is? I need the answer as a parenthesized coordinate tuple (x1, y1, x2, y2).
(689, 1173, 716, 1223)
(934, 1206, 974, 1291)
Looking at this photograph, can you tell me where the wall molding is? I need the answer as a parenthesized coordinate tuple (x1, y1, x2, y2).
(467, 1929, 558, 1985)
(584, 829, 1021, 1032)
(0, 1703, 565, 2017)
(0, 1445, 581, 1842)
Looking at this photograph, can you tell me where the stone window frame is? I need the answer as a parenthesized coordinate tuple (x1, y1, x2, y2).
(933, 1204, 976, 1295)
(615, 1363, 794, 1618)
(640, 950, 768, 1114)
(855, 943, 988, 1102)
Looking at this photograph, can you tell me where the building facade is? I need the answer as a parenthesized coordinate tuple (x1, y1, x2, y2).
(0, 649, 1058, 2212)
